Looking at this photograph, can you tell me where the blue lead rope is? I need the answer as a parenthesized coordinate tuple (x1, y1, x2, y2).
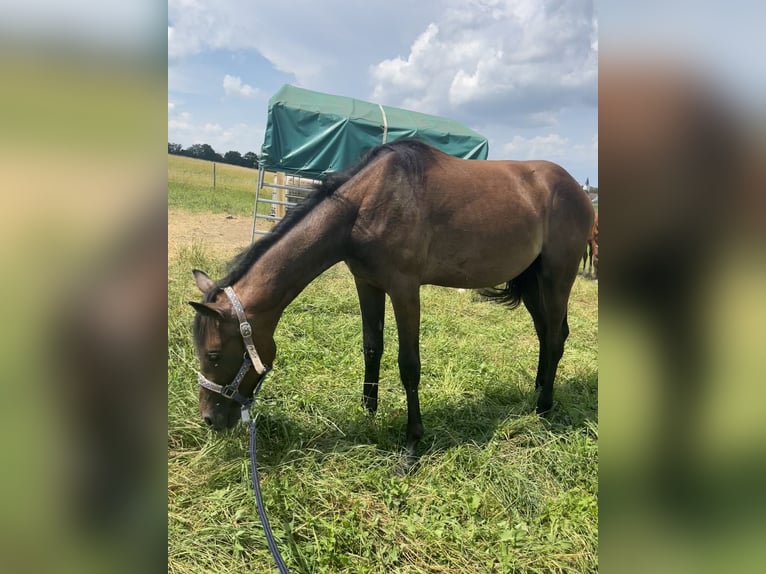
(249, 415, 290, 573)
(199, 284, 286, 570)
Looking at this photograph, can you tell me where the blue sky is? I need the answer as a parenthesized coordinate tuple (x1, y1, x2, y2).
(169, 1, 598, 186)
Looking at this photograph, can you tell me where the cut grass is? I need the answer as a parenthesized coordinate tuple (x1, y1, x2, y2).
(168, 164, 598, 572)
(169, 249, 598, 574)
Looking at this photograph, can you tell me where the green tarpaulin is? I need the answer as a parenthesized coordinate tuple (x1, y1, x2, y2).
(260, 84, 488, 178)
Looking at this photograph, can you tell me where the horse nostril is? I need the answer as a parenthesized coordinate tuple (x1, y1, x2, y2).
(203, 415, 213, 426)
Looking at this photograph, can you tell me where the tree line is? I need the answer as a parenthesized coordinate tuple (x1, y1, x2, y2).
(168, 142, 259, 169)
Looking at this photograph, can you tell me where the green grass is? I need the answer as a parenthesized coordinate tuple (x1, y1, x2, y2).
(168, 167, 599, 573)
(168, 154, 273, 216)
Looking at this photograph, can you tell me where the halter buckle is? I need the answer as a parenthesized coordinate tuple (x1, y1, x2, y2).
(240, 322, 253, 338)
(221, 385, 237, 399)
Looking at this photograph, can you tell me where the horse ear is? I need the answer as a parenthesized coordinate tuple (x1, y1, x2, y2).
(192, 269, 216, 293)
(188, 301, 225, 319)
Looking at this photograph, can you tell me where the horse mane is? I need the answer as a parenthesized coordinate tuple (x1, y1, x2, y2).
(213, 137, 437, 292)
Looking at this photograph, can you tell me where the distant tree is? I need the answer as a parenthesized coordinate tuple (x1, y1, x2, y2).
(168, 142, 183, 155)
(185, 143, 220, 162)
(242, 151, 259, 169)
(223, 150, 243, 166)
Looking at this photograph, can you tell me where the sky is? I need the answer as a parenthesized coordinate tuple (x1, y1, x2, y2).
(168, 0, 599, 186)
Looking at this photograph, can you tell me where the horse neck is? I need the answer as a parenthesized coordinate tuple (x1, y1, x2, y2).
(235, 196, 356, 318)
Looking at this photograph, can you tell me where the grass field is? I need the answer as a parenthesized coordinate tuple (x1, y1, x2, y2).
(168, 154, 271, 216)
(168, 156, 599, 573)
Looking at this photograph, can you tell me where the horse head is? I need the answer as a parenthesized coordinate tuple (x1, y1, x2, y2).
(189, 269, 275, 431)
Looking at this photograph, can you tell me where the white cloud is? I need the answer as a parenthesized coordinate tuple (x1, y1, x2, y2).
(167, 1, 596, 121)
(167, 1, 436, 88)
(223, 75, 258, 97)
(168, 101, 175, 112)
(166, 1, 596, 174)
(503, 134, 571, 160)
(168, 109, 263, 153)
(370, 0, 597, 125)
(501, 132, 598, 164)
(168, 111, 192, 132)
(168, 23, 202, 61)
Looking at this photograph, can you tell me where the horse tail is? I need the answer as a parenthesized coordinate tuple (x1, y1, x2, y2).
(478, 256, 541, 310)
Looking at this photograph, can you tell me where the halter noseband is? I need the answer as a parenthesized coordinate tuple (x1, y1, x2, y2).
(197, 286, 270, 415)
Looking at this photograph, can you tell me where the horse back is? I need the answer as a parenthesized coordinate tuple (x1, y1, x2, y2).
(344, 150, 592, 288)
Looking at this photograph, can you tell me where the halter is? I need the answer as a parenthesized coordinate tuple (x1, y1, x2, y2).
(195, 287, 288, 571)
(196, 286, 270, 420)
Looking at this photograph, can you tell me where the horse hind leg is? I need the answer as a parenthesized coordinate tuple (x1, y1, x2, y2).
(388, 280, 424, 469)
(592, 242, 599, 280)
(354, 278, 385, 414)
(520, 260, 575, 415)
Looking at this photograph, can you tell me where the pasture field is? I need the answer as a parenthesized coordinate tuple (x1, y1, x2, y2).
(168, 154, 271, 216)
(168, 157, 599, 573)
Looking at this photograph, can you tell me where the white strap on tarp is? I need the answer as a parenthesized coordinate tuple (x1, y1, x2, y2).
(378, 104, 388, 144)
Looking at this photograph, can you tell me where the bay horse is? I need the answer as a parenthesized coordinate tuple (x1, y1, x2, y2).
(189, 138, 594, 464)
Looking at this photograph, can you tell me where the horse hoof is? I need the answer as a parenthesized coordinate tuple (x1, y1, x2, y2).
(394, 453, 418, 476)
(362, 398, 378, 415)
(536, 402, 553, 417)
(394, 463, 417, 477)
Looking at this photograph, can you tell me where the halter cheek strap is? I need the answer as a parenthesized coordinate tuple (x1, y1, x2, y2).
(197, 286, 271, 412)
(224, 286, 268, 375)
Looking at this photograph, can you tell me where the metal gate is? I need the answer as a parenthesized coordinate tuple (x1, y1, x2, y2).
(250, 167, 319, 242)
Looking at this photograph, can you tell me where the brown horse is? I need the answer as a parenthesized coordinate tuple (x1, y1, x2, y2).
(189, 139, 594, 464)
(581, 211, 599, 279)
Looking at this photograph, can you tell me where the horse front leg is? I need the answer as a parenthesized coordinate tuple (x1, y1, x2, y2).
(389, 284, 423, 469)
(354, 278, 385, 414)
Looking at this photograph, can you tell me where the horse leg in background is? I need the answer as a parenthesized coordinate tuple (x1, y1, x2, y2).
(592, 240, 599, 280)
(521, 265, 575, 415)
(354, 278, 386, 414)
(388, 281, 424, 469)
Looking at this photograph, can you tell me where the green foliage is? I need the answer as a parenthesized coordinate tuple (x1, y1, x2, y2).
(243, 151, 259, 169)
(169, 168, 598, 573)
(223, 150, 244, 165)
(186, 143, 222, 162)
(169, 142, 259, 168)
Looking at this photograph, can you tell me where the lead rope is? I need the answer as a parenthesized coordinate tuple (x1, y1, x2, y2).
(249, 414, 290, 573)
(216, 285, 289, 571)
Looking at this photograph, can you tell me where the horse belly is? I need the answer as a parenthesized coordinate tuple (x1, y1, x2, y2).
(422, 227, 543, 288)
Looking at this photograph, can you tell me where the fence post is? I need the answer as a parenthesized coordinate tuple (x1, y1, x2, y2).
(276, 172, 286, 219)
(213, 162, 216, 191)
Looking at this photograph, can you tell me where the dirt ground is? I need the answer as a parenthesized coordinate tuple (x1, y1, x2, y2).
(168, 209, 274, 259)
